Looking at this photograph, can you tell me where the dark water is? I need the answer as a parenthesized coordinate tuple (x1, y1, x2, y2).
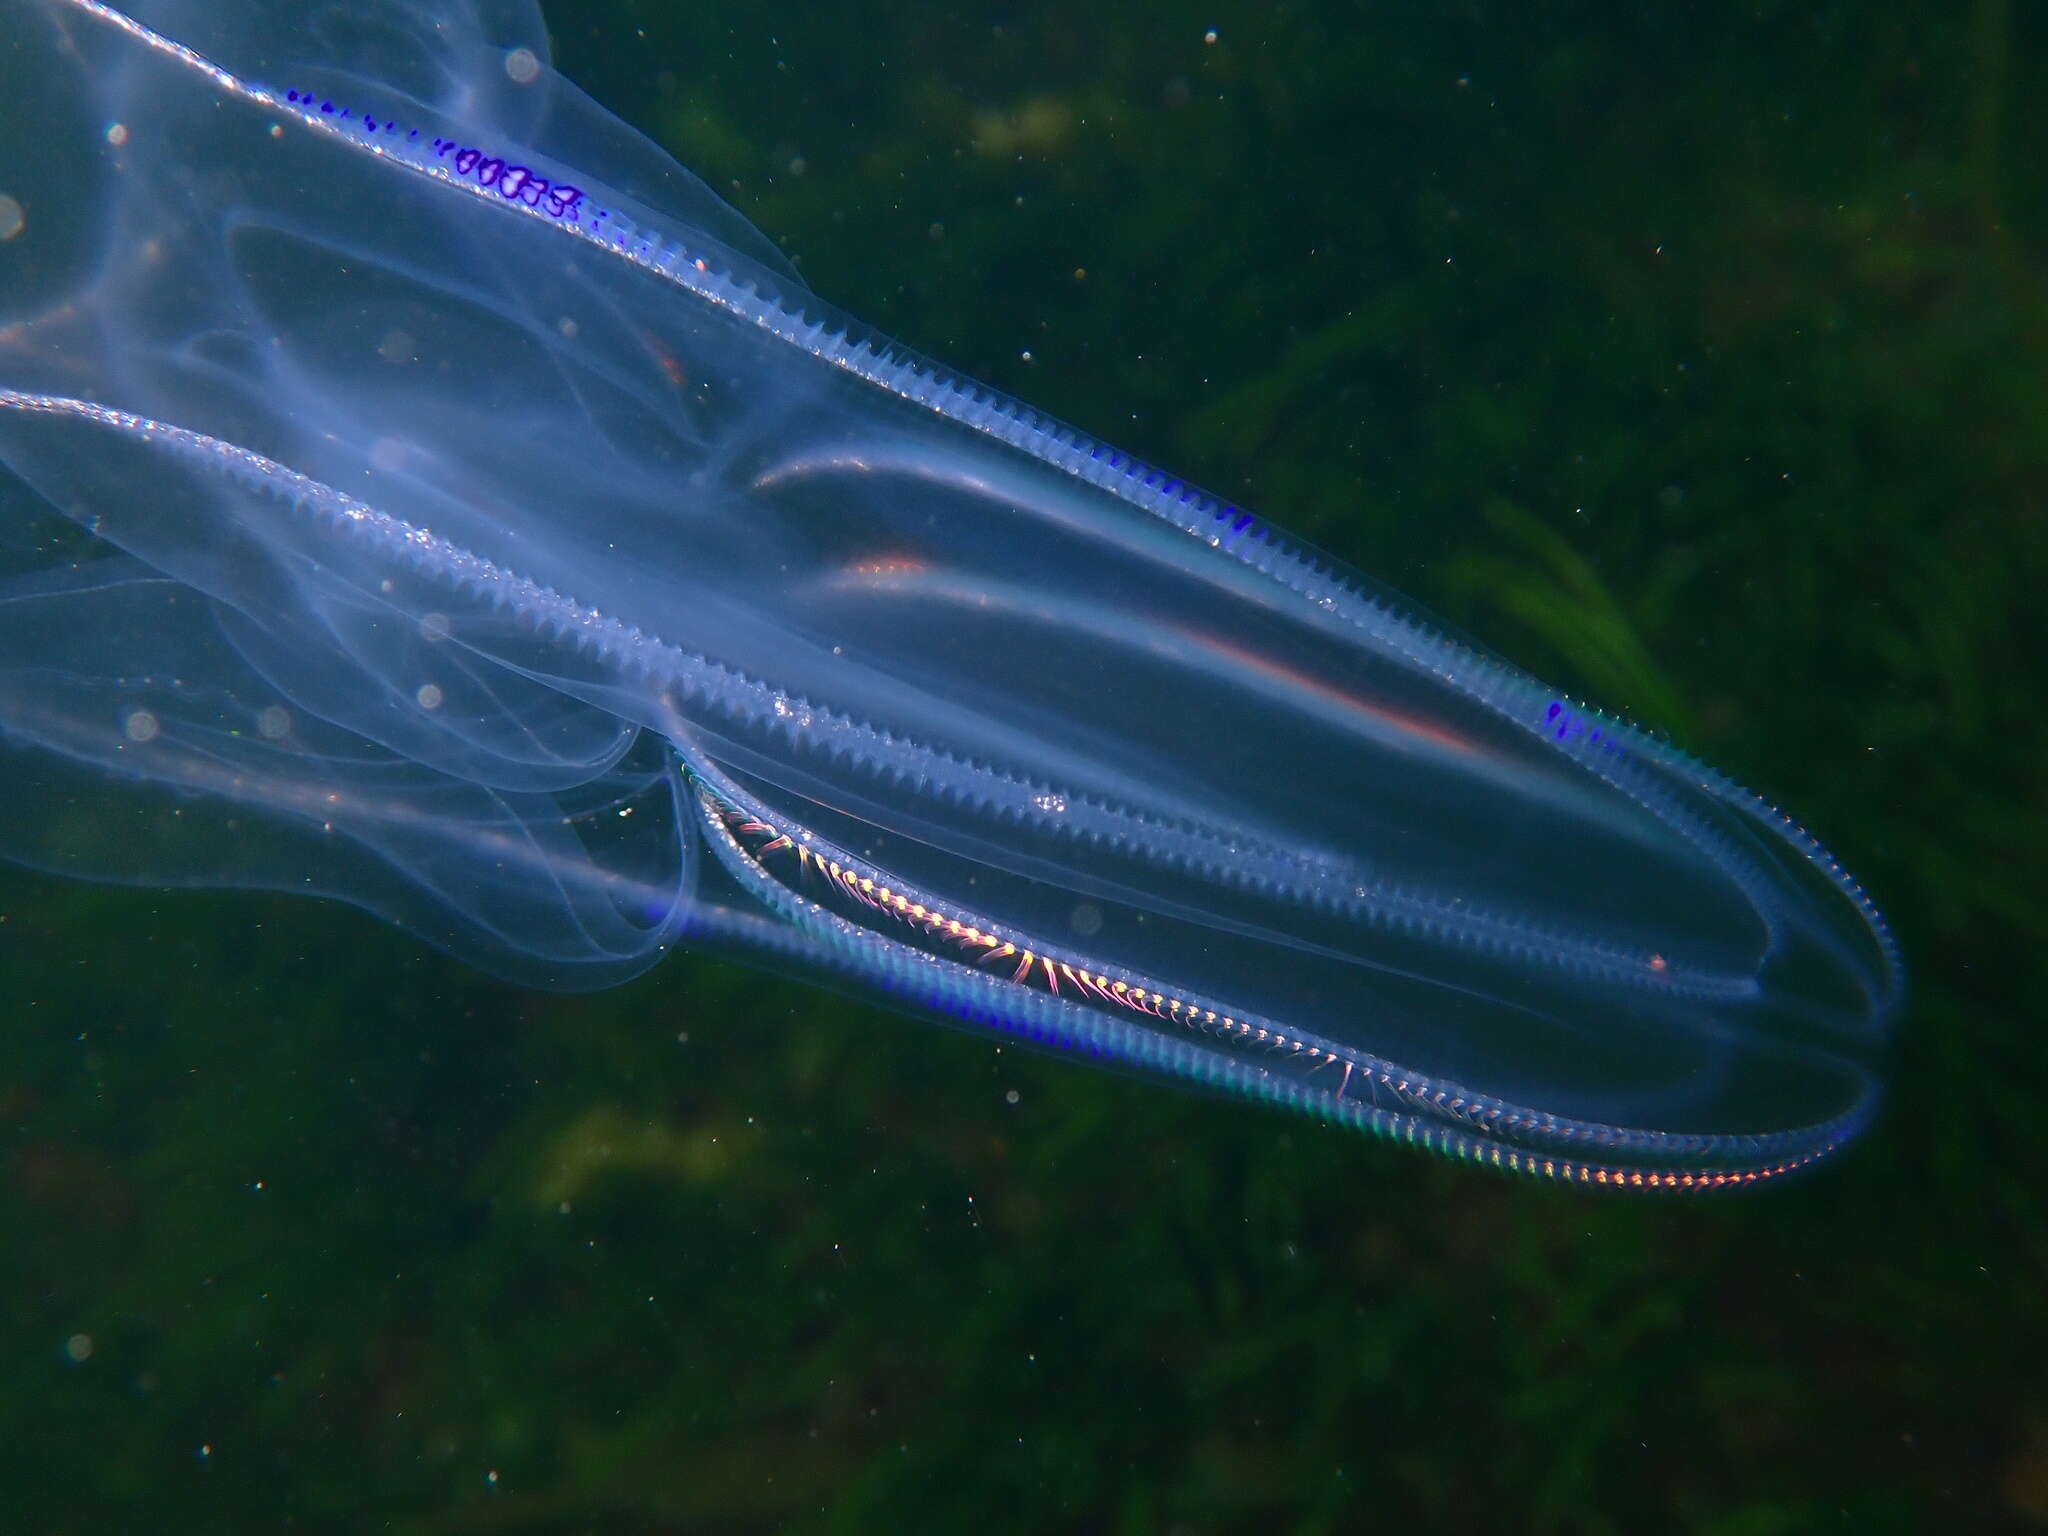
(3, 0, 2040, 1529)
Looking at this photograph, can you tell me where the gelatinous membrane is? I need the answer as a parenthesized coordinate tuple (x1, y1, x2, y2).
(0, 0, 1899, 1187)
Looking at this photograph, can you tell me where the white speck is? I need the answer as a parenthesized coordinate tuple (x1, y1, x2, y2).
(1204, 28, 1219, 44)
(105, 123, 128, 147)
(122, 709, 159, 743)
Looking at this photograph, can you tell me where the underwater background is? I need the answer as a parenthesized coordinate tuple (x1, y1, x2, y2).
(2, 0, 2041, 1530)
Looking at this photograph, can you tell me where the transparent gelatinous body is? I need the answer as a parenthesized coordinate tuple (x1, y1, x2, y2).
(0, 0, 1899, 1187)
